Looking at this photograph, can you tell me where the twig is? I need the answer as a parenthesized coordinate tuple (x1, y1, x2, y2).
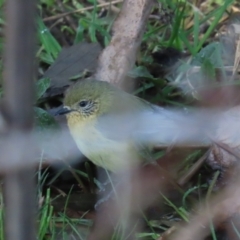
(97, 0, 120, 13)
(43, 0, 123, 22)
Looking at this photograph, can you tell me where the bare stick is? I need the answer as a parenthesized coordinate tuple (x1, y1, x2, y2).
(94, 0, 155, 91)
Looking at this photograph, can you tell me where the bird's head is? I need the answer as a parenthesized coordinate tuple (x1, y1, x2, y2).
(57, 79, 118, 122)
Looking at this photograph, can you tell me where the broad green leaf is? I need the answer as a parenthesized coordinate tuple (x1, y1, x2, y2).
(34, 107, 57, 130)
(37, 18, 61, 61)
(128, 66, 154, 79)
(194, 42, 223, 67)
(36, 78, 51, 100)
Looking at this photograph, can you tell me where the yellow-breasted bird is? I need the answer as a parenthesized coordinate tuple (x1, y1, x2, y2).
(57, 79, 206, 172)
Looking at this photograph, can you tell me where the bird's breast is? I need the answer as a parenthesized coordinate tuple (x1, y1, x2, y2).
(67, 118, 140, 172)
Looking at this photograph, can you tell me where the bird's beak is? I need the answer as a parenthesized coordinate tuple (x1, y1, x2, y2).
(55, 106, 73, 116)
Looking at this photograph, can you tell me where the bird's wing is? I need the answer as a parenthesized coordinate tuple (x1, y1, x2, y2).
(96, 107, 140, 142)
(135, 105, 212, 146)
(96, 95, 212, 147)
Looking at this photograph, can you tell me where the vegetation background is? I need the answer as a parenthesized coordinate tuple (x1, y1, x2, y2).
(1, 0, 240, 239)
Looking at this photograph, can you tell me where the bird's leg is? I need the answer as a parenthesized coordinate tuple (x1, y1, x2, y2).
(95, 170, 132, 210)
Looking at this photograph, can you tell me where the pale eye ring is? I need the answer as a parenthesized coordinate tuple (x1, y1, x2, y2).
(79, 100, 89, 108)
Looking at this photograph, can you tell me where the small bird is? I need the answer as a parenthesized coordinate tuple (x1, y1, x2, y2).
(57, 79, 207, 172)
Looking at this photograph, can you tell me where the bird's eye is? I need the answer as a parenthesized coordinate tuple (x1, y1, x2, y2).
(78, 100, 97, 116)
(79, 100, 89, 108)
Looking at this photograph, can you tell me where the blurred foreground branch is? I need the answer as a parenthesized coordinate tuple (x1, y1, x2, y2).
(2, 0, 37, 239)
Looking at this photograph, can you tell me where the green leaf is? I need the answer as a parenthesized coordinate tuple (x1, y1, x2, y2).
(128, 66, 154, 79)
(37, 18, 61, 61)
(34, 107, 57, 130)
(194, 42, 224, 68)
(36, 78, 51, 100)
(74, 20, 86, 43)
(201, 60, 215, 80)
(40, 0, 54, 8)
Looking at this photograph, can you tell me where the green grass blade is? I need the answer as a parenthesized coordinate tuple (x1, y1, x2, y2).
(37, 18, 61, 62)
(193, 10, 200, 52)
(196, 0, 234, 53)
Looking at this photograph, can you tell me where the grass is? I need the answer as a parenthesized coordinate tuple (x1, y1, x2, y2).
(0, 0, 239, 239)
(36, 188, 93, 240)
